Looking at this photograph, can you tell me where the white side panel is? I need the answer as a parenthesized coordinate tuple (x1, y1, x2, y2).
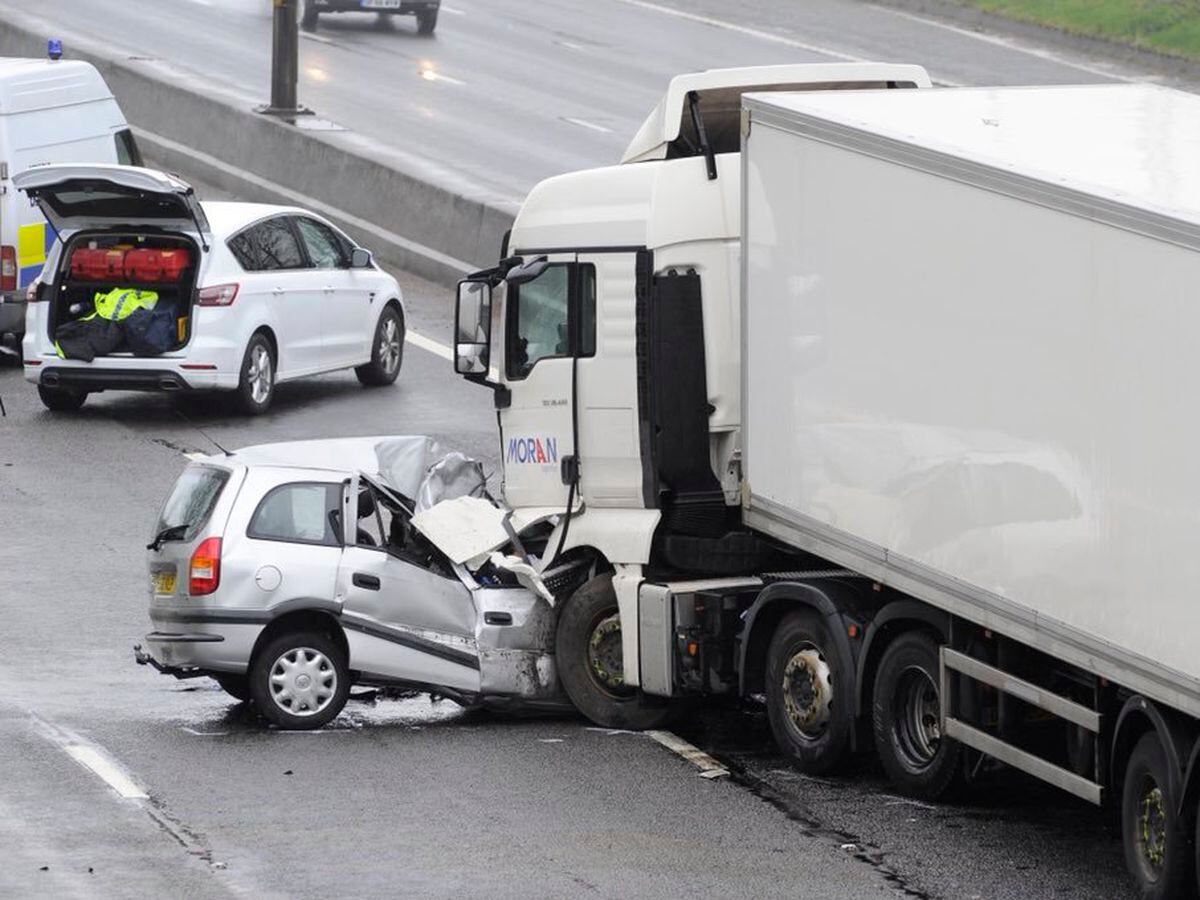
(744, 121, 1200, 690)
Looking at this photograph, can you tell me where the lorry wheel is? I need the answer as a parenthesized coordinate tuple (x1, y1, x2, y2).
(235, 333, 275, 415)
(213, 673, 250, 702)
(249, 631, 349, 730)
(355, 307, 403, 386)
(1122, 732, 1192, 898)
(872, 631, 961, 799)
(765, 610, 852, 774)
(555, 574, 670, 730)
(37, 385, 87, 411)
(416, 8, 438, 35)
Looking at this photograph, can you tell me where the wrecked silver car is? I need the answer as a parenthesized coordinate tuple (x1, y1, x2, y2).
(134, 436, 587, 729)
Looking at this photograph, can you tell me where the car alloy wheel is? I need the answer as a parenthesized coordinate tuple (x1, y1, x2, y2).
(378, 316, 401, 377)
(247, 343, 273, 406)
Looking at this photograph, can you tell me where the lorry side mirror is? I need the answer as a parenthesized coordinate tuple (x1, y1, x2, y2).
(455, 279, 492, 376)
(351, 247, 373, 268)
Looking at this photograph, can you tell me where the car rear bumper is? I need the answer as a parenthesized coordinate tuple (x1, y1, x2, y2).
(313, 0, 438, 11)
(39, 365, 197, 392)
(136, 620, 264, 674)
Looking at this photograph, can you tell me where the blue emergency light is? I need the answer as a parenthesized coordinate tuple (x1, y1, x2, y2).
(47, 39, 62, 61)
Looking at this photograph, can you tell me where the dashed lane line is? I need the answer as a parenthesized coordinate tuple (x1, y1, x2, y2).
(406, 329, 454, 361)
(647, 729, 730, 779)
(30, 713, 148, 800)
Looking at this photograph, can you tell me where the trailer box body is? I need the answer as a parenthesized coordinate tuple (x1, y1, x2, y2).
(741, 85, 1200, 716)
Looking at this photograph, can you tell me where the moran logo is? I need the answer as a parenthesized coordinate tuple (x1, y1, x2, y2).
(507, 436, 558, 465)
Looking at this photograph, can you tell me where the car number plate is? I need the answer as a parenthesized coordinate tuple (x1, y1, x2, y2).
(362, 0, 402, 8)
(153, 572, 177, 595)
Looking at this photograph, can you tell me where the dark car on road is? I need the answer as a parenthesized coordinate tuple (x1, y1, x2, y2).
(300, 0, 440, 35)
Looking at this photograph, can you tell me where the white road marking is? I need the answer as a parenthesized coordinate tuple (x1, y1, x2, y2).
(611, 0, 966, 87)
(179, 726, 231, 736)
(440, 4, 465, 14)
(647, 730, 730, 778)
(65, 746, 149, 800)
(31, 714, 147, 799)
(131, 127, 477, 276)
(300, 30, 337, 46)
(876, 4, 1139, 83)
(537, 738, 565, 743)
(422, 69, 466, 86)
(406, 329, 453, 361)
(562, 116, 613, 134)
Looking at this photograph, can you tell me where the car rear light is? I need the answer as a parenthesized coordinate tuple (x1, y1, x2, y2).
(0, 246, 16, 292)
(197, 283, 238, 307)
(189, 537, 222, 596)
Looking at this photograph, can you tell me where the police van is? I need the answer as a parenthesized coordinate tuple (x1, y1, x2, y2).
(0, 53, 140, 349)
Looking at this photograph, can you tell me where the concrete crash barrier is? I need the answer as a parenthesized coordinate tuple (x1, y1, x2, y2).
(0, 15, 517, 285)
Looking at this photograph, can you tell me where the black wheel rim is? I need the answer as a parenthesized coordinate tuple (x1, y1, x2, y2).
(585, 607, 633, 700)
(891, 664, 941, 772)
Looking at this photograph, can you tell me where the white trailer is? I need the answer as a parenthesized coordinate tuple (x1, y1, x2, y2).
(454, 71, 1200, 896)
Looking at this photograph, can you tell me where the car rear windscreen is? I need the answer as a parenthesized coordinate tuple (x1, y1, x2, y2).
(156, 465, 230, 539)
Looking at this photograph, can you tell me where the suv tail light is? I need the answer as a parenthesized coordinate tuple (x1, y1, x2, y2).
(189, 537, 222, 596)
(197, 283, 238, 307)
(0, 246, 16, 292)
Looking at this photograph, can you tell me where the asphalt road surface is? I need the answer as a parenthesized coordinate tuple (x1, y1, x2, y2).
(0, 0, 1175, 207)
(0, 157, 1135, 900)
(0, 2, 1156, 896)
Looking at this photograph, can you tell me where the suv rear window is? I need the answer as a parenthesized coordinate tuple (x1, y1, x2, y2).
(156, 466, 230, 539)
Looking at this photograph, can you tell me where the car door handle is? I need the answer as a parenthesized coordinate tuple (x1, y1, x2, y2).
(271, 287, 284, 296)
(352, 573, 381, 591)
(323, 285, 335, 294)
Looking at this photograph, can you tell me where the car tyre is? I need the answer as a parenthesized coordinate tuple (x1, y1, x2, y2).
(416, 8, 438, 35)
(249, 631, 350, 730)
(213, 673, 251, 702)
(299, 0, 319, 31)
(37, 385, 87, 411)
(355, 306, 403, 387)
(872, 630, 961, 799)
(1122, 731, 1192, 899)
(235, 333, 275, 415)
(555, 574, 670, 730)
(765, 610, 853, 775)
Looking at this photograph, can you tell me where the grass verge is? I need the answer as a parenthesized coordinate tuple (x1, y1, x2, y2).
(956, 1, 1200, 61)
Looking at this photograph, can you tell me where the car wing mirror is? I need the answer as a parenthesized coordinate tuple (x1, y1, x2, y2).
(351, 247, 373, 268)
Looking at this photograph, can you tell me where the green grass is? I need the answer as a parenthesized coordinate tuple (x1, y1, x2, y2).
(957, 0, 1200, 60)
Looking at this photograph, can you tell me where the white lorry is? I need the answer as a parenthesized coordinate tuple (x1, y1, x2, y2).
(452, 67, 1200, 895)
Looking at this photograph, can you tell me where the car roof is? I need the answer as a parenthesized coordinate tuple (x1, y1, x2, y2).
(198, 200, 319, 237)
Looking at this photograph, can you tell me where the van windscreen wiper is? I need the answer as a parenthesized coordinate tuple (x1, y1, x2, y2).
(147, 524, 188, 551)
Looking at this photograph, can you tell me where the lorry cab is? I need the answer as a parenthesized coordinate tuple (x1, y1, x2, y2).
(0, 56, 140, 345)
(456, 64, 931, 572)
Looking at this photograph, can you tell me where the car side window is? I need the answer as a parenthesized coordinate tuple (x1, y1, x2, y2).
(247, 483, 341, 546)
(294, 217, 349, 270)
(114, 129, 143, 167)
(227, 218, 306, 272)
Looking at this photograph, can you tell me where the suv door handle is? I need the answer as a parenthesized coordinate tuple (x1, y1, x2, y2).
(352, 573, 381, 590)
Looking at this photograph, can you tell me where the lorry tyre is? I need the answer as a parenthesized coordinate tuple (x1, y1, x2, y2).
(249, 631, 350, 730)
(37, 385, 87, 411)
(235, 333, 275, 415)
(555, 574, 670, 730)
(213, 673, 250, 702)
(765, 610, 853, 774)
(872, 631, 961, 799)
(355, 306, 403, 386)
(416, 8, 438, 35)
(1122, 731, 1192, 899)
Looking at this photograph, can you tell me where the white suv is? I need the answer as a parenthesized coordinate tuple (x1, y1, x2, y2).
(16, 165, 405, 414)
